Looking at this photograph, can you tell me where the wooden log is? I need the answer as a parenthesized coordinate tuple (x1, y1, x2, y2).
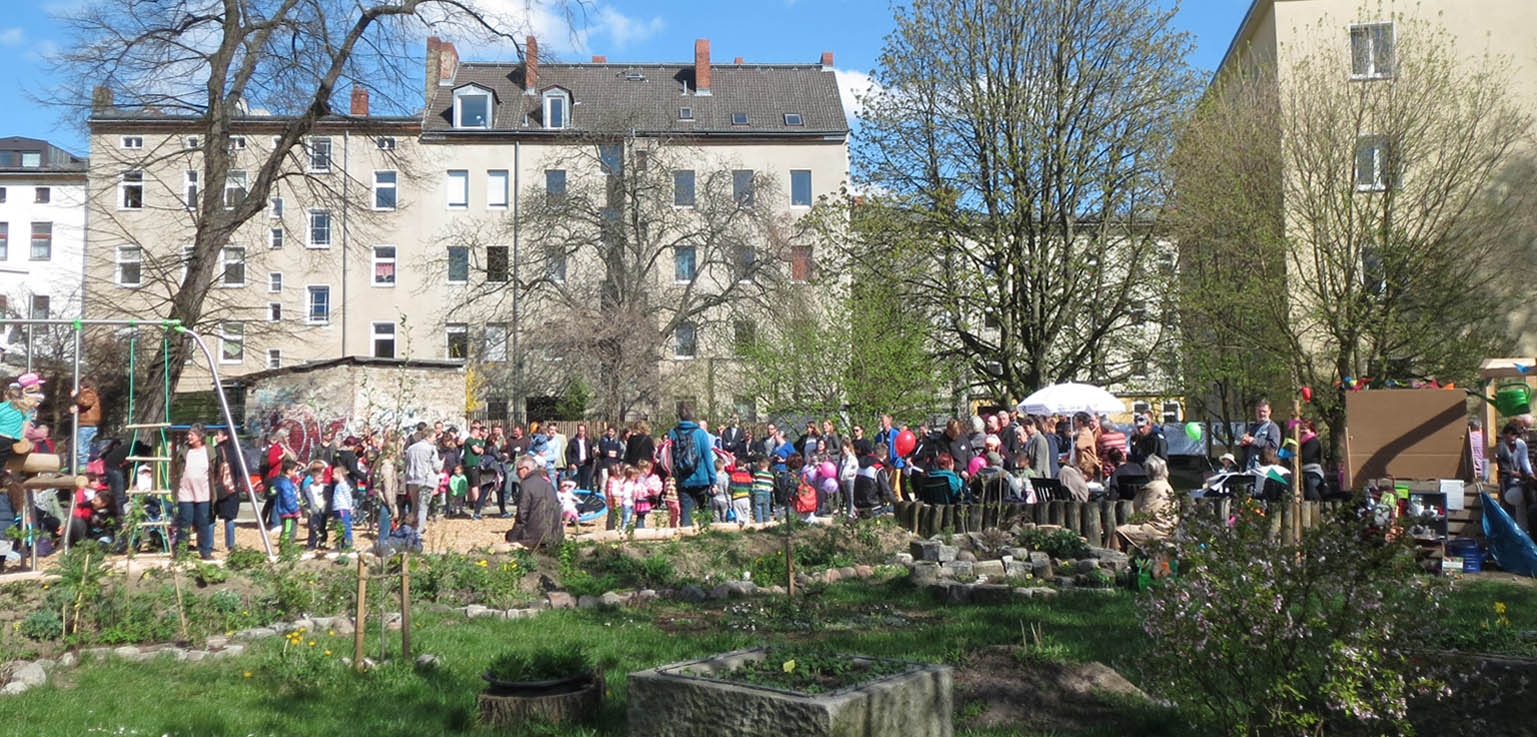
(1063, 502, 1082, 535)
(1083, 503, 1102, 548)
(1267, 503, 1283, 540)
(1047, 501, 1063, 527)
(477, 672, 604, 727)
(5, 452, 62, 474)
(22, 474, 88, 490)
(1304, 501, 1319, 530)
(1217, 498, 1232, 525)
(940, 505, 955, 533)
(1100, 502, 1116, 548)
(1115, 500, 1133, 527)
(919, 505, 937, 537)
(1280, 503, 1295, 544)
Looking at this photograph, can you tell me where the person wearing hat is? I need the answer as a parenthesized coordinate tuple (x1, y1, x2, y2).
(0, 374, 44, 468)
(1128, 413, 1167, 465)
(1218, 453, 1238, 473)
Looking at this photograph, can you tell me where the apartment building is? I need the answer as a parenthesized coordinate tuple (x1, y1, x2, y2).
(85, 37, 850, 421)
(0, 137, 87, 360)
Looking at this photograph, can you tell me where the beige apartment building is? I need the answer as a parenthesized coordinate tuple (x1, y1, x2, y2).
(84, 37, 850, 422)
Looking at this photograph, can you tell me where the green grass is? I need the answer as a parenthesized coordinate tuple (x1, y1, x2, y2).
(7, 576, 1535, 737)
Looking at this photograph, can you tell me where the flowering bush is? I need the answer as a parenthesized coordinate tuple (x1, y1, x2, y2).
(1138, 500, 1445, 736)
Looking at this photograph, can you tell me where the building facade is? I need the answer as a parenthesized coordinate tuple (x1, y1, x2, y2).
(85, 37, 850, 422)
(0, 137, 87, 361)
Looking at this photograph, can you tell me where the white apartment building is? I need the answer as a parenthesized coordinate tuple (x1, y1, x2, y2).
(0, 137, 87, 361)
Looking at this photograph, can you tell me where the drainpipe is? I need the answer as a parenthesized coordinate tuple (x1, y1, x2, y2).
(340, 130, 350, 356)
(512, 140, 521, 424)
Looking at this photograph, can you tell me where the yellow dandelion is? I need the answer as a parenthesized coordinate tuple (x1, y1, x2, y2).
(328, 629, 335, 636)
(308, 640, 316, 647)
(242, 671, 252, 678)
(782, 660, 796, 674)
(324, 650, 332, 656)
(476, 559, 488, 567)
(1494, 602, 1508, 615)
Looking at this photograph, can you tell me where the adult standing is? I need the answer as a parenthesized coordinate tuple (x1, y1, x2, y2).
(1024, 417, 1055, 479)
(566, 423, 596, 491)
(720, 416, 747, 457)
(545, 421, 568, 478)
(175, 425, 216, 560)
(374, 431, 401, 530)
(1128, 413, 1167, 465)
(505, 456, 563, 550)
(70, 379, 102, 471)
(462, 425, 487, 519)
(210, 427, 242, 551)
(403, 428, 441, 532)
(874, 414, 906, 501)
(666, 403, 717, 524)
(794, 421, 822, 460)
(623, 421, 655, 468)
(1496, 421, 1534, 531)
(1239, 400, 1282, 471)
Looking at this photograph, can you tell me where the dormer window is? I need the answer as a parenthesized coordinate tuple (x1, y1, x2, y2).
(543, 88, 571, 129)
(453, 85, 493, 129)
(679, 107, 694, 121)
(731, 112, 748, 126)
(783, 113, 803, 126)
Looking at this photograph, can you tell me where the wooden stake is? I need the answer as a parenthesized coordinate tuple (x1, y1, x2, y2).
(1292, 397, 1303, 542)
(353, 554, 367, 672)
(784, 533, 796, 597)
(399, 553, 412, 660)
(171, 560, 189, 642)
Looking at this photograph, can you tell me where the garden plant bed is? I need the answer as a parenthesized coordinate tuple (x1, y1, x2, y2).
(628, 646, 952, 737)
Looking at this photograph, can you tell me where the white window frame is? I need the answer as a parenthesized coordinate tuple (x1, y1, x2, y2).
(372, 245, 396, 287)
(445, 323, 469, 361)
(373, 170, 397, 211)
(116, 246, 143, 287)
(789, 169, 812, 208)
(371, 321, 396, 358)
(673, 170, 695, 208)
(731, 112, 749, 125)
(120, 135, 143, 150)
(219, 322, 244, 364)
(184, 169, 199, 210)
(674, 245, 697, 283)
(673, 322, 698, 359)
(118, 170, 144, 210)
(1355, 135, 1396, 191)
(267, 302, 282, 323)
(266, 349, 282, 369)
(269, 196, 284, 218)
(1349, 21, 1395, 80)
(543, 89, 570, 129)
(453, 86, 492, 129)
(308, 209, 332, 248)
(268, 271, 283, 293)
(228, 135, 246, 151)
(783, 112, 803, 126)
(446, 169, 469, 209)
(485, 323, 509, 362)
(269, 227, 284, 249)
(29, 221, 51, 261)
(486, 169, 509, 209)
(220, 247, 246, 287)
(446, 246, 469, 285)
(184, 136, 200, 150)
(306, 137, 332, 172)
(223, 170, 247, 209)
(546, 249, 566, 284)
(305, 285, 331, 325)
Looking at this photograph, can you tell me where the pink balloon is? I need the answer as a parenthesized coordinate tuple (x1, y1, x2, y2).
(968, 456, 986, 476)
(819, 461, 837, 480)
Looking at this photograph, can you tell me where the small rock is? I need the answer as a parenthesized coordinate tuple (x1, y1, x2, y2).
(823, 569, 842, 583)
(577, 595, 601, 608)
(894, 552, 915, 566)
(937, 545, 959, 563)
(292, 618, 316, 632)
(940, 560, 974, 579)
(184, 650, 209, 662)
(1029, 552, 1053, 577)
(210, 644, 245, 659)
(361, 657, 378, 671)
(837, 566, 857, 580)
(635, 589, 660, 603)
(11, 662, 46, 687)
(1075, 559, 1100, 574)
(764, 585, 787, 595)
(383, 612, 402, 630)
(114, 646, 141, 659)
(974, 560, 1005, 577)
(311, 616, 335, 629)
(910, 540, 941, 561)
(677, 585, 709, 602)
(234, 627, 275, 641)
(1095, 551, 1132, 571)
(599, 592, 627, 608)
(332, 618, 355, 637)
(910, 561, 942, 585)
(2, 681, 32, 695)
(206, 636, 230, 650)
(1005, 560, 1032, 579)
(465, 604, 493, 618)
(58, 653, 76, 668)
(1054, 577, 1076, 588)
(1006, 547, 1032, 559)
(854, 565, 874, 578)
(547, 592, 577, 609)
(415, 653, 441, 669)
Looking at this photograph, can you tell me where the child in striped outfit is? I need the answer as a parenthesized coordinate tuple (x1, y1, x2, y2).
(751, 456, 775, 523)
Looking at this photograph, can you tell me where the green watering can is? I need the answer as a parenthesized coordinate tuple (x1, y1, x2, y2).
(1494, 381, 1533, 416)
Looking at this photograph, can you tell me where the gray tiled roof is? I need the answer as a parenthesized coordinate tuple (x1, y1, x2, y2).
(424, 62, 849, 136)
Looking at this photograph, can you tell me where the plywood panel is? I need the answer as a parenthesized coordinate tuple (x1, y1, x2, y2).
(1344, 390, 1468, 489)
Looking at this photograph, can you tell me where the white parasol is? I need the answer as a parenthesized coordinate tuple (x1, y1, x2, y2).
(1016, 382, 1124, 416)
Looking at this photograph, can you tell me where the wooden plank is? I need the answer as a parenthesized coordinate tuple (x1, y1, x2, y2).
(22, 475, 88, 490)
(1344, 389, 1466, 489)
(126, 456, 173, 463)
(5, 453, 61, 474)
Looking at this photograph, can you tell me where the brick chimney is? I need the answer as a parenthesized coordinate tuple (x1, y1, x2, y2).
(733, 56, 743, 64)
(350, 85, 370, 116)
(437, 40, 459, 83)
(591, 55, 606, 63)
(425, 36, 441, 104)
(525, 35, 539, 94)
(820, 51, 834, 68)
(91, 85, 113, 114)
(694, 38, 711, 96)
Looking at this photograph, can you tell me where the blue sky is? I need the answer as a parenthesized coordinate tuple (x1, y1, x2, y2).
(0, 0, 1251, 155)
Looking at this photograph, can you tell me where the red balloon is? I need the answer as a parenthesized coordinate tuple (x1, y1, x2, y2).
(894, 429, 917, 457)
(1300, 386, 1313, 402)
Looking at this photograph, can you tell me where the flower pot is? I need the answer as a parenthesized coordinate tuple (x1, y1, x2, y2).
(477, 669, 603, 727)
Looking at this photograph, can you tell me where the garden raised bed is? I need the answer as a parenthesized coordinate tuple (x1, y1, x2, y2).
(627, 647, 952, 737)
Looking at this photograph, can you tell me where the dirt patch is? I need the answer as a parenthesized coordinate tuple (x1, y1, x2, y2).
(954, 645, 1150, 734)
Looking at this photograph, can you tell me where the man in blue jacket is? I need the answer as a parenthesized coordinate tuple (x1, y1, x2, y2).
(667, 403, 718, 524)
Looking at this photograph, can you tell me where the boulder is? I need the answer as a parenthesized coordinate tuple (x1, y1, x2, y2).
(1074, 559, 1100, 574)
(677, 585, 709, 603)
(577, 595, 601, 609)
(11, 662, 46, 687)
(955, 550, 977, 563)
(823, 569, 842, 584)
(1005, 547, 1032, 559)
(764, 585, 787, 595)
(114, 646, 142, 659)
(940, 560, 974, 579)
(2, 681, 32, 695)
(910, 561, 943, 585)
(940, 581, 971, 604)
(1095, 550, 1132, 571)
(973, 560, 1006, 578)
(1004, 560, 1033, 579)
(600, 591, 628, 608)
(332, 618, 355, 637)
(969, 584, 1014, 604)
(894, 552, 915, 566)
(57, 653, 76, 668)
(838, 566, 858, 580)
(547, 592, 577, 609)
(233, 627, 275, 641)
(854, 565, 875, 578)
(292, 617, 317, 632)
(184, 650, 209, 662)
(1029, 552, 1053, 578)
(465, 604, 495, 618)
(1013, 587, 1058, 599)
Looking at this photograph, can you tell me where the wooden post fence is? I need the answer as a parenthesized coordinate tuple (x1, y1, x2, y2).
(897, 498, 1346, 540)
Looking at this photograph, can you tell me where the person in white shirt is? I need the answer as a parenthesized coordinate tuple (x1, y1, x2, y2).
(175, 425, 216, 559)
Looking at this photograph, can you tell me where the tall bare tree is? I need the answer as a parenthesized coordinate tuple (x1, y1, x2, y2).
(49, 0, 545, 423)
(857, 0, 1199, 400)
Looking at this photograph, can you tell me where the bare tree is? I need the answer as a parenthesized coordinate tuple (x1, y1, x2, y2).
(857, 0, 1200, 400)
(48, 0, 550, 423)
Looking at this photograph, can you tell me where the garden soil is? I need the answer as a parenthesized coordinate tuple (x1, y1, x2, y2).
(953, 645, 1151, 734)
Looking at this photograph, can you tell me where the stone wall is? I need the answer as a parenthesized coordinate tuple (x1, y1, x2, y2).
(243, 359, 464, 454)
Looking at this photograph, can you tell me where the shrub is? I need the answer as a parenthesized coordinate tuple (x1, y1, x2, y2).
(1138, 501, 1445, 736)
(1018, 527, 1090, 560)
(487, 646, 593, 681)
(225, 547, 267, 572)
(19, 609, 62, 641)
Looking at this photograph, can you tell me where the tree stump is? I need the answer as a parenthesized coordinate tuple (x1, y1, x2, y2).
(477, 672, 604, 728)
(1082, 503, 1102, 548)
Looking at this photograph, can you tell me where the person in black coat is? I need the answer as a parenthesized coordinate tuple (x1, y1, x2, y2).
(623, 421, 656, 469)
(720, 418, 747, 457)
(565, 423, 597, 491)
(505, 458, 562, 551)
(211, 428, 243, 551)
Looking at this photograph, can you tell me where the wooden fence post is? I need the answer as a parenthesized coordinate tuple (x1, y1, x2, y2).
(399, 552, 412, 661)
(353, 554, 367, 672)
(1083, 503, 1102, 550)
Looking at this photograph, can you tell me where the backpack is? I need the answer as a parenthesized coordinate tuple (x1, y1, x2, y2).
(670, 428, 701, 482)
(793, 477, 818, 514)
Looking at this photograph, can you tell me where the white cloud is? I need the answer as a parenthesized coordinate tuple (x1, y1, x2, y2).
(26, 39, 59, 63)
(834, 68, 879, 120)
(0, 27, 23, 46)
(592, 7, 665, 50)
(436, 1, 662, 60)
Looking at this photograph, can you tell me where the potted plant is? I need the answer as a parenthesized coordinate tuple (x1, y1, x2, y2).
(478, 646, 603, 727)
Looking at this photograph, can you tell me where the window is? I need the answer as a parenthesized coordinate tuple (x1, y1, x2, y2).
(790, 245, 813, 282)
(308, 209, 331, 247)
(221, 247, 246, 287)
(673, 170, 695, 207)
(674, 245, 697, 282)
(269, 196, 283, 218)
(184, 136, 200, 150)
(266, 349, 282, 369)
(268, 272, 283, 293)
(0, 223, 6, 259)
(599, 144, 623, 176)
(116, 246, 142, 287)
(372, 322, 395, 358)
(546, 248, 566, 283)
(372, 246, 396, 286)
(732, 170, 754, 206)
(368, 170, 398, 210)
(0, 187, 6, 202)
(267, 302, 282, 322)
(733, 319, 754, 356)
(307, 137, 332, 172)
(447, 246, 469, 284)
(1355, 135, 1398, 191)
(228, 136, 246, 151)
(545, 169, 566, 199)
(487, 169, 508, 208)
(674, 322, 697, 358)
(731, 112, 749, 125)
(783, 113, 803, 126)
(376, 136, 396, 150)
(454, 88, 491, 128)
(269, 227, 283, 249)
(120, 136, 143, 149)
(679, 107, 693, 120)
(544, 89, 570, 129)
(29, 222, 51, 261)
(306, 285, 330, 324)
(30, 295, 49, 319)
(34, 187, 50, 204)
(179, 245, 193, 282)
(485, 323, 509, 362)
(219, 322, 244, 364)
(732, 246, 756, 282)
(446, 323, 469, 360)
(790, 170, 812, 207)
(224, 170, 247, 209)
(487, 246, 509, 282)
(1161, 401, 1183, 424)
(119, 171, 143, 209)
(184, 170, 199, 209)
(1350, 22, 1394, 79)
(486, 397, 509, 421)
(20, 152, 39, 167)
(446, 169, 469, 208)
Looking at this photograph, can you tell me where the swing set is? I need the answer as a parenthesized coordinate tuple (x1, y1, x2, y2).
(4, 317, 272, 568)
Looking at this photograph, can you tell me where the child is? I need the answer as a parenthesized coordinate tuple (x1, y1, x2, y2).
(751, 456, 775, 524)
(331, 464, 354, 551)
(615, 464, 638, 528)
(604, 464, 628, 530)
(711, 457, 731, 522)
(557, 479, 580, 527)
(662, 473, 680, 528)
(634, 459, 662, 529)
(448, 464, 468, 517)
(272, 459, 303, 546)
(729, 461, 754, 526)
(303, 461, 329, 550)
